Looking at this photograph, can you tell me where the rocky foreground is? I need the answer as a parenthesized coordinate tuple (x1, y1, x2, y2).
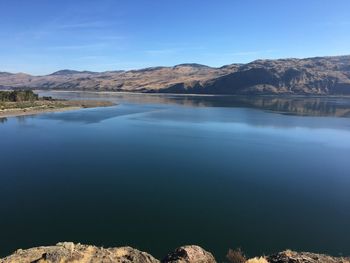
(1, 242, 349, 263)
(1, 55, 350, 95)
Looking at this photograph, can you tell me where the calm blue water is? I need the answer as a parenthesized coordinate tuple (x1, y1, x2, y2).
(1, 92, 350, 260)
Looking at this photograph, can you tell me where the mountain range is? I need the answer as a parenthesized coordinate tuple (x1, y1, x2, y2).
(1, 55, 350, 95)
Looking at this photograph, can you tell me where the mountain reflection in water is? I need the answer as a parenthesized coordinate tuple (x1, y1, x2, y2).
(38, 91, 350, 118)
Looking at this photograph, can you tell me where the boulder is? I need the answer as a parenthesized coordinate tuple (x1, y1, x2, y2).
(162, 245, 216, 263)
(267, 250, 350, 263)
(1, 242, 159, 263)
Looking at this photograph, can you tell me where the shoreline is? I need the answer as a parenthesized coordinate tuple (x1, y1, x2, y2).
(0, 100, 115, 119)
(35, 89, 350, 99)
(0, 106, 82, 118)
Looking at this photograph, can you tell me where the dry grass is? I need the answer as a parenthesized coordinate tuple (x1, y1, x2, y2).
(226, 248, 246, 263)
(246, 257, 269, 263)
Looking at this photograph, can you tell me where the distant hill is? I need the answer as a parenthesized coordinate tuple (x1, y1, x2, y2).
(49, 70, 98, 76)
(1, 55, 350, 95)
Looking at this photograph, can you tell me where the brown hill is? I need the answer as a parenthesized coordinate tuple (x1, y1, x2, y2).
(1, 55, 349, 95)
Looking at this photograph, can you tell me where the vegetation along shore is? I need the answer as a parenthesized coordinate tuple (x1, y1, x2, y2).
(0, 90, 114, 118)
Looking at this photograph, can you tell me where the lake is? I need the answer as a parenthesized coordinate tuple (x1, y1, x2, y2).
(1, 91, 350, 260)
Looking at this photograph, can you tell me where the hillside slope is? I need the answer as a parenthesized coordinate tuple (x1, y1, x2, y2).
(1, 55, 349, 95)
(159, 56, 350, 95)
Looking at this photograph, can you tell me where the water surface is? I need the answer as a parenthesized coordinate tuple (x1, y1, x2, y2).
(1, 92, 350, 260)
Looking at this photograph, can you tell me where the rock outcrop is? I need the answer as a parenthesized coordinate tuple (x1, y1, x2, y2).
(1, 242, 159, 263)
(267, 250, 350, 263)
(1, 243, 350, 263)
(0, 243, 216, 263)
(161, 245, 216, 263)
(1, 55, 349, 95)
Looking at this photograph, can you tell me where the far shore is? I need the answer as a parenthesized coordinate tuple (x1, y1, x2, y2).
(34, 89, 350, 98)
(0, 100, 115, 118)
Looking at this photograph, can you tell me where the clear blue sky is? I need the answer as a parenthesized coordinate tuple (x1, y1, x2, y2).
(1, 0, 350, 75)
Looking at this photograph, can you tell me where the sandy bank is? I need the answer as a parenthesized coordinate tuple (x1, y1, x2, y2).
(0, 100, 115, 118)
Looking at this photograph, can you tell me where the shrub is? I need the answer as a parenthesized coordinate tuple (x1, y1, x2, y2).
(0, 90, 39, 102)
(226, 248, 246, 263)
